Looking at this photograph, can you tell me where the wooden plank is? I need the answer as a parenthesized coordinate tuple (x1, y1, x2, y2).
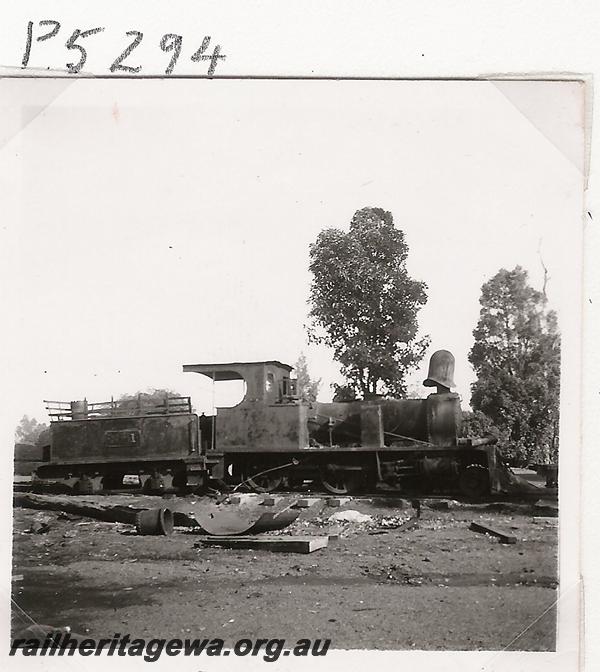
(261, 496, 286, 506)
(293, 498, 322, 508)
(327, 497, 353, 507)
(14, 492, 140, 525)
(193, 535, 329, 554)
(469, 521, 517, 544)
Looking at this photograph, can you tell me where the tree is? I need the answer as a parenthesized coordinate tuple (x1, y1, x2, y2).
(293, 352, 321, 402)
(460, 410, 501, 441)
(331, 383, 357, 403)
(14, 415, 49, 445)
(308, 207, 429, 398)
(468, 267, 560, 466)
(118, 388, 192, 413)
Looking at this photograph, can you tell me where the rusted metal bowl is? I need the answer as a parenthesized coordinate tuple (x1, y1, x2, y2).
(136, 508, 174, 536)
(194, 507, 299, 536)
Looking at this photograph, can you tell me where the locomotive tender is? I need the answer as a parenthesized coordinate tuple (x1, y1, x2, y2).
(36, 350, 501, 498)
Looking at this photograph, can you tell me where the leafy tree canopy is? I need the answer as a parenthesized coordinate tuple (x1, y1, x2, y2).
(15, 415, 49, 445)
(468, 266, 560, 465)
(293, 352, 321, 403)
(331, 383, 357, 403)
(460, 410, 501, 441)
(308, 207, 429, 398)
(118, 388, 192, 412)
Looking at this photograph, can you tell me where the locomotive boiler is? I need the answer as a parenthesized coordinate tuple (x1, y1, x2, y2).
(35, 350, 501, 498)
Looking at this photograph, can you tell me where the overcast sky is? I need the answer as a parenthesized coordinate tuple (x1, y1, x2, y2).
(1, 78, 584, 424)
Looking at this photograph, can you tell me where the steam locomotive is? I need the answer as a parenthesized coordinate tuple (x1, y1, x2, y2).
(35, 350, 501, 498)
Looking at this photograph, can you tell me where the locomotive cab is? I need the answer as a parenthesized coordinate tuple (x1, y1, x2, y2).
(182, 360, 307, 453)
(183, 360, 308, 486)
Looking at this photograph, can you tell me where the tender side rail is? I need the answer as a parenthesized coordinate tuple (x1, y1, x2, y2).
(44, 396, 193, 421)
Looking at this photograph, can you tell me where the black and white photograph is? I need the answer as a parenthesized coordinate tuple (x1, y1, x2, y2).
(2, 73, 585, 666)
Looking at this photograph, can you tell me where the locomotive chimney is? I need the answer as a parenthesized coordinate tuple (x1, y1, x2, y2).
(423, 350, 456, 394)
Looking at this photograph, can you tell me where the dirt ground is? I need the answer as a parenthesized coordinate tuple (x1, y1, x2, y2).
(11, 493, 558, 651)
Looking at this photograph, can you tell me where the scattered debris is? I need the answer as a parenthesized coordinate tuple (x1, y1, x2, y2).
(229, 493, 263, 506)
(11, 488, 560, 651)
(192, 507, 300, 536)
(327, 497, 353, 507)
(136, 508, 174, 536)
(426, 499, 459, 511)
(193, 535, 329, 554)
(13, 624, 88, 642)
(14, 493, 141, 525)
(495, 463, 546, 495)
(367, 497, 407, 508)
(25, 520, 51, 534)
(371, 564, 424, 585)
(534, 499, 559, 517)
(293, 498, 321, 509)
(173, 511, 200, 527)
(57, 511, 82, 521)
(261, 496, 285, 506)
(531, 463, 558, 488)
(328, 510, 372, 524)
(369, 514, 419, 535)
(533, 516, 559, 526)
(469, 521, 517, 544)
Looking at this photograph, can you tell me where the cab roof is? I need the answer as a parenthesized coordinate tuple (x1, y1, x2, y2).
(182, 360, 293, 381)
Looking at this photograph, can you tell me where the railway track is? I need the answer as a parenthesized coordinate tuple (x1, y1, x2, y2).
(13, 480, 556, 504)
